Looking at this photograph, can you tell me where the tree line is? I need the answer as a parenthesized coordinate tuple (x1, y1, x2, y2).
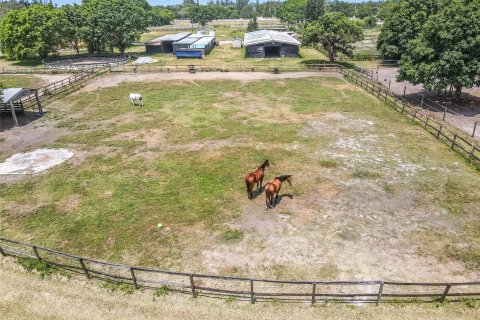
(378, 0, 480, 100)
(0, 0, 175, 60)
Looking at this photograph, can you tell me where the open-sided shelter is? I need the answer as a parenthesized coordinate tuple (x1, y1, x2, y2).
(244, 30, 300, 58)
(145, 32, 191, 54)
(0, 88, 43, 128)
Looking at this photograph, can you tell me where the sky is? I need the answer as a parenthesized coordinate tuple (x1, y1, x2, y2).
(51, 0, 369, 6)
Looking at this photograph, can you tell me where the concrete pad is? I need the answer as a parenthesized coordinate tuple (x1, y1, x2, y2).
(0, 149, 73, 175)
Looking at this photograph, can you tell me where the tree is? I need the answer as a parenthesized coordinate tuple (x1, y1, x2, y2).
(246, 14, 258, 32)
(62, 4, 86, 54)
(397, 0, 480, 101)
(277, 0, 306, 25)
(305, 0, 324, 22)
(188, 5, 215, 26)
(83, 0, 149, 54)
(302, 12, 363, 62)
(363, 15, 376, 29)
(377, 0, 439, 59)
(0, 4, 66, 59)
(149, 7, 175, 26)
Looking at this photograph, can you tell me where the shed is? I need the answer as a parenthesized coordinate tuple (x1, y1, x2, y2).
(244, 30, 300, 58)
(145, 32, 191, 54)
(189, 36, 216, 55)
(172, 36, 202, 53)
(232, 37, 243, 48)
(0, 88, 43, 128)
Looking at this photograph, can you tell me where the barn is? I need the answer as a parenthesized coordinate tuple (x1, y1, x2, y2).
(145, 32, 191, 54)
(244, 30, 300, 58)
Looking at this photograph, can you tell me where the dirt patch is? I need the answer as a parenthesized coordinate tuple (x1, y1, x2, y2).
(79, 72, 342, 93)
(58, 195, 82, 213)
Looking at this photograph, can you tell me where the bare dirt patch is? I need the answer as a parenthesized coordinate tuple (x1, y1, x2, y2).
(79, 72, 342, 93)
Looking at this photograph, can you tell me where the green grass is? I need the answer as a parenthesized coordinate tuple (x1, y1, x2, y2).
(1, 75, 480, 274)
(0, 75, 48, 88)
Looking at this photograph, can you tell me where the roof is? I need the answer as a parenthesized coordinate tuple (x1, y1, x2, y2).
(191, 36, 215, 46)
(173, 36, 203, 45)
(244, 30, 300, 46)
(146, 32, 191, 44)
(1, 88, 34, 104)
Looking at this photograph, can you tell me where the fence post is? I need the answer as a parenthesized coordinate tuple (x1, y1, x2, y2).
(130, 267, 138, 290)
(440, 284, 451, 303)
(443, 107, 447, 121)
(403, 86, 406, 98)
(311, 282, 316, 304)
(31, 246, 42, 262)
(438, 125, 443, 139)
(388, 79, 391, 89)
(78, 258, 90, 279)
(376, 282, 384, 306)
(452, 134, 457, 149)
(473, 122, 477, 138)
(250, 279, 255, 304)
(425, 117, 429, 128)
(190, 274, 196, 297)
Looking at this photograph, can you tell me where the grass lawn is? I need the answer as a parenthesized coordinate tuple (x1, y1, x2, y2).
(1, 74, 480, 280)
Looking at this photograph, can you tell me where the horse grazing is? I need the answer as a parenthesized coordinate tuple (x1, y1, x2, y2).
(265, 175, 292, 209)
(245, 159, 269, 199)
(129, 93, 143, 106)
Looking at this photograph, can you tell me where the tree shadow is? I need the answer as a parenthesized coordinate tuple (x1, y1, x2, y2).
(0, 111, 45, 132)
(267, 193, 293, 209)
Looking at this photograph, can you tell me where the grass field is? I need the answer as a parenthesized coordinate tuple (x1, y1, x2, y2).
(1, 72, 480, 281)
(1, 257, 480, 320)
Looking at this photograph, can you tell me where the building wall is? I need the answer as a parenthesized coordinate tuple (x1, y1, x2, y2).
(245, 43, 299, 58)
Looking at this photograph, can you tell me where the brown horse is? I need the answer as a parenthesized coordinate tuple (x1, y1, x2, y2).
(245, 159, 269, 199)
(265, 175, 292, 208)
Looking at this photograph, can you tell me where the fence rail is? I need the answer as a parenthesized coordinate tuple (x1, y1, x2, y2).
(1, 237, 479, 304)
(1, 66, 111, 113)
(335, 66, 480, 164)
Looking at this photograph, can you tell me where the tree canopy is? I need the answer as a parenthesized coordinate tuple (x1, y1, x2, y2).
(377, 0, 439, 59)
(0, 4, 66, 59)
(305, 0, 325, 22)
(302, 12, 363, 62)
(188, 5, 216, 26)
(277, 0, 307, 25)
(397, 0, 480, 100)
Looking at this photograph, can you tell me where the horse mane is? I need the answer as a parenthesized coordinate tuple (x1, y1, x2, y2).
(259, 159, 269, 169)
(276, 175, 290, 182)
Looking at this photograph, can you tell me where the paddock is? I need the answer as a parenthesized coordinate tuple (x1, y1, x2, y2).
(0, 71, 479, 284)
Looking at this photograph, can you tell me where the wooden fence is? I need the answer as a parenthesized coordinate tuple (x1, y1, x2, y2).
(335, 66, 480, 164)
(1, 67, 111, 113)
(1, 237, 479, 304)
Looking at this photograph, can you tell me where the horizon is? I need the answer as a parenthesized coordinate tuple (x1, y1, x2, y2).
(48, 0, 375, 6)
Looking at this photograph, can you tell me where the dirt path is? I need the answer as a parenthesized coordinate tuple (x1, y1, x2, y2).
(1, 258, 479, 320)
(79, 71, 342, 92)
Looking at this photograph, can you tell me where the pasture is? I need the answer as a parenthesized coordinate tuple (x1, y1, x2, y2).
(1, 71, 480, 283)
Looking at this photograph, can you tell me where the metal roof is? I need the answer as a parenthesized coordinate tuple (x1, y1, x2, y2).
(244, 30, 300, 46)
(1, 88, 34, 104)
(191, 36, 215, 46)
(146, 32, 191, 44)
(173, 36, 202, 45)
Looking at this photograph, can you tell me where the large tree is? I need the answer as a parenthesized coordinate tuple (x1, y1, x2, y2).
(305, 0, 324, 22)
(149, 7, 175, 26)
(83, 0, 150, 54)
(377, 0, 439, 59)
(0, 4, 66, 59)
(277, 0, 306, 25)
(188, 5, 215, 26)
(397, 0, 480, 101)
(62, 4, 86, 54)
(302, 12, 363, 62)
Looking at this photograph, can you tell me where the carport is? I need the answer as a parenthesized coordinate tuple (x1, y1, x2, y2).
(0, 88, 43, 128)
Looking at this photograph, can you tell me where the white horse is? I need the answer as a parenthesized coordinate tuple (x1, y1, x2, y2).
(129, 93, 143, 106)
